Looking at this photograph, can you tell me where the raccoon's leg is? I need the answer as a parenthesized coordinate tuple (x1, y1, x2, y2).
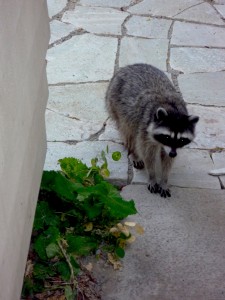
(143, 145, 159, 194)
(129, 152, 144, 169)
(159, 148, 174, 198)
(125, 129, 144, 169)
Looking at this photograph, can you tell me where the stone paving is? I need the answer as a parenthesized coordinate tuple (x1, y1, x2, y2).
(45, 0, 225, 298)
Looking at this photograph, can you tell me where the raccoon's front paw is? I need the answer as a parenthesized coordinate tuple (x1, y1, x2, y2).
(158, 186, 171, 198)
(148, 182, 159, 194)
(133, 160, 144, 169)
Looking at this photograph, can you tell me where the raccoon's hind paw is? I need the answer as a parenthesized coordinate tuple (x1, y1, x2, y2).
(158, 186, 171, 198)
(148, 183, 159, 194)
(133, 160, 144, 169)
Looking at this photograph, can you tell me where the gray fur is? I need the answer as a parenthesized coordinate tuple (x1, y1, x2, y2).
(105, 64, 199, 198)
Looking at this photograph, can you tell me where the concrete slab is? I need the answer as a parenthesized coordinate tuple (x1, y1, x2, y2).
(45, 110, 103, 142)
(213, 0, 225, 4)
(132, 149, 220, 189)
(47, 34, 118, 84)
(170, 48, 225, 73)
(119, 37, 168, 71)
(211, 151, 225, 186)
(128, 0, 202, 17)
(44, 141, 129, 186)
(171, 21, 225, 47)
(125, 16, 172, 39)
(178, 72, 225, 106)
(47, 0, 67, 18)
(93, 185, 225, 300)
(99, 118, 122, 143)
(49, 20, 75, 44)
(187, 104, 225, 149)
(174, 2, 224, 25)
(79, 0, 132, 8)
(48, 82, 108, 122)
(62, 6, 129, 35)
(214, 4, 225, 18)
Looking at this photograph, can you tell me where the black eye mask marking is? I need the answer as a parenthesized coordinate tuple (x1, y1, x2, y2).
(154, 134, 191, 148)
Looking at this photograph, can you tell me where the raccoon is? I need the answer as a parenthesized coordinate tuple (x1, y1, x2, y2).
(105, 63, 199, 198)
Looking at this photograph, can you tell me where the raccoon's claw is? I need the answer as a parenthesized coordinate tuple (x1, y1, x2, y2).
(148, 183, 159, 194)
(158, 187, 171, 198)
(133, 160, 144, 169)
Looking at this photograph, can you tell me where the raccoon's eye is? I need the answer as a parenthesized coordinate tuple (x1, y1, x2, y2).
(179, 137, 191, 146)
(165, 135, 170, 139)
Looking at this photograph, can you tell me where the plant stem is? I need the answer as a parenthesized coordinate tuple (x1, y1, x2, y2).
(57, 239, 77, 288)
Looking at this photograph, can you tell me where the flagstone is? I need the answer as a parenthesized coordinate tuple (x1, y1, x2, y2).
(125, 16, 172, 39)
(62, 6, 129, 35)
(170, 48, 225, 73)
(47, 34, 117, 84)
(119, 37, 168, 71)
(171, 21, 225, 47)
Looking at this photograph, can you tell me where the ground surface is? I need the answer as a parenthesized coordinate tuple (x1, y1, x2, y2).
(45, 0, 225, 299)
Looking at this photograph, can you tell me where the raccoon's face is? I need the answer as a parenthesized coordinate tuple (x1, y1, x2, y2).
(148, 107, 199, 158)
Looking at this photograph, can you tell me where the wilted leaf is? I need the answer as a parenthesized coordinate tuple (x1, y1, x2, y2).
(121, 227, 130, 237)
(126, 235, 136, 244)
(124, 221, 136, 227)
(24, 260, 34, 278)
(107, 253, 122, 270)
(135, 224, 145, 235)
(84, 262, 93, 272)
(100, 167, 110, 178)
(84, 222, 93, 232)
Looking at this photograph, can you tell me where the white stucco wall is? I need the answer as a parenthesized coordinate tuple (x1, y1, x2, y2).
(0, 1, 50, 299)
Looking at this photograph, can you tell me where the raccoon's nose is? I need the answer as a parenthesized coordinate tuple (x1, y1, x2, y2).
(169, 150, 177, 158)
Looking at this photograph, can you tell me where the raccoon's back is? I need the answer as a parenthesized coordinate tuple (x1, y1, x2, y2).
(106, 64, 175, 102)
(105, 63, 176, 123)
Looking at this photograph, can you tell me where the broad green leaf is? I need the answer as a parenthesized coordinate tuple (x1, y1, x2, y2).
(46, 243, 60, 259)
(115, 247, 125, 258)
(66, 235, 98, 256)
(34, 226, 60, 260)
(34, 235, 48, 260)
(70, 256, 80, 275)
(92, 181, 137, 219)
(65, 286, 76, 300)
(41, 171, 81, 201)
(58, 157, 89, 183)
(33, 201, 60, 231)
(56, 261, 71, 281)
(112, 151, 121, 161)
(33, 263, 56, 280)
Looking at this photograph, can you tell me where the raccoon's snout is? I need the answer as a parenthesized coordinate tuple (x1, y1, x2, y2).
(169, 149, 177, 158)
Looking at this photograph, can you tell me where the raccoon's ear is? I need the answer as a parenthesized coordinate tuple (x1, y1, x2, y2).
(156, 107, 168, 120)
(188, 115, 199, 124)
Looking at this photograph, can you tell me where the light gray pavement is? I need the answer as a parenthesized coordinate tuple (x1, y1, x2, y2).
(45, 0, 225, 298)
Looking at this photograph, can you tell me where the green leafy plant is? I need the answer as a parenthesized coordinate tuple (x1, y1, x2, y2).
(22, 150, 141, 299)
